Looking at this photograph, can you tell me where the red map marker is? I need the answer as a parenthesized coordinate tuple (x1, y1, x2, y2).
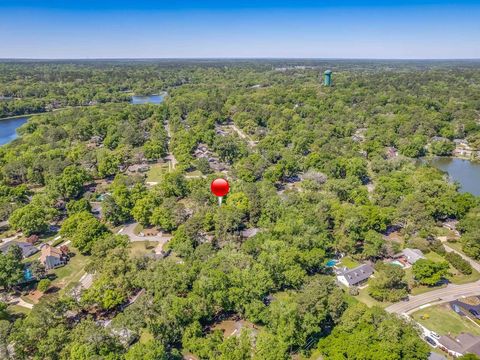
(211, 178, 230, 206)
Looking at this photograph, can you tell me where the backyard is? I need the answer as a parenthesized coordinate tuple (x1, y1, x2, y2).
(146, 163, 170, 183)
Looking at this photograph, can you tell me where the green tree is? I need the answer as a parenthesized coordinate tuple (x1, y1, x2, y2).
(369, 263, 408, 302)
(60, 211, 109, 254)
(9, 204, 49, 235)
(412, 259, 449, 286)
(125, 340, 168, 360)
(66, 198, 92, 215)
(37, 279, 51, 292)
(47, 165, 90, 200)
(0, 245, 24, 290)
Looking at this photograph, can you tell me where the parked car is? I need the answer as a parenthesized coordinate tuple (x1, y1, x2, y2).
(430, 332, 440, 339)
(425, 336, 437, 347)
(469, 309, 480, 318)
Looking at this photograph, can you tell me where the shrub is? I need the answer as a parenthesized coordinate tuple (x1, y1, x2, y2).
(37, 279, 51, 292)
(445, 252, 473, 275)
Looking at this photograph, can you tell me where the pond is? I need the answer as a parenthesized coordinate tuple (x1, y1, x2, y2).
(0, 117, 28, 145)
(131, 94, 165, 105)
(424, 157, 480, 196)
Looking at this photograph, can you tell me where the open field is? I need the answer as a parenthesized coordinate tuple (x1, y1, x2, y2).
(129, 241, 157, 257)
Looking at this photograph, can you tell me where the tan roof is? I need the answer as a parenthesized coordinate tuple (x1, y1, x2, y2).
(40, 244, 63, 263)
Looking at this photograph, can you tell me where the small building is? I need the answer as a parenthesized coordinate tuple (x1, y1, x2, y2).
(240, 228, 260, 239)
(437, 333, 480, 358)
(337, 264, 374, 287)
(386, 147, 399, 159)
(39, 244, 68, 270)
(0, 241, 39, 258)
(127, 164, 150, 173)
(400, 248, 425, 265)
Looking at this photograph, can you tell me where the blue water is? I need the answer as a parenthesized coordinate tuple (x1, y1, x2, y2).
(131, 95, 164, 105)
(326, 260, 337, 267)
(0, 117, 28, 145)
(424, 157, 480, 196)
(24, 268, 33, 281)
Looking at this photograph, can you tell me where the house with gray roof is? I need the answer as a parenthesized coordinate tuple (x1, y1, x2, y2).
(438, 333, 480, 358)
(398, 248, 425, 265)
(0, 241, 39, 258)
(337, 264, 374, 287)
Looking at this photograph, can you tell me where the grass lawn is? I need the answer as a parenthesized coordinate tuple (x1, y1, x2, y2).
(51, 248, 88, 292)
(7, 304, 31, 316)
(146, 163, 170, 182)
(446, 240, 464, 253)
(425, 251, 446, 262)
(449, 268, 480, 285)
(355, 285, 391, 308)
(185, 169, 203, 177)
(129, 241, 157, 257)
(338, 256, 360, 269)
(412, 304, 480, 336)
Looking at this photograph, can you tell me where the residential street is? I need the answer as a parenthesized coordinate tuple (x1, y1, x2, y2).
(387, 245, 480, 315)
(118, 222, 172, 246)
(386, 281, 480, 315)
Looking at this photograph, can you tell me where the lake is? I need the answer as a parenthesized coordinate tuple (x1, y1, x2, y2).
(425, 157, 480, 196)
(0, 117, 28, 145)
(131, 94, 164, 105)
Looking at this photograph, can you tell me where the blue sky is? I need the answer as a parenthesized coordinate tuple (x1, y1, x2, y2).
(1, 1, 479, 59)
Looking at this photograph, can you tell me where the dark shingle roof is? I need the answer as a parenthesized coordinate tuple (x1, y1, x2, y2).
(341, 264, 374, 286)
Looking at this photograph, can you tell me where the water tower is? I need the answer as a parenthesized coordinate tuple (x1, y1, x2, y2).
(324, 70, 332, 86)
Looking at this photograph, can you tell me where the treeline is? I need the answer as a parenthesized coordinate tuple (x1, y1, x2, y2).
(1, 61, 480, 359)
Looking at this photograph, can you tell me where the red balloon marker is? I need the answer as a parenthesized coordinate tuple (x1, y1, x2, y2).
(211, 178, 230, 206)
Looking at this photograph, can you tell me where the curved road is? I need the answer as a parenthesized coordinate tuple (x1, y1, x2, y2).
(386, 281, 480, 314)
(386, 244, 480, 315)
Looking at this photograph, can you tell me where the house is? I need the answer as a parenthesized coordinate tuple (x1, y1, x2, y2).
(386, 147, 398, 159)
(437, 333, 480, 358)
(127, 164, 150, 173)
(337, 264, 374, 287)
(39, 244, 68, 270)
(0, 241, 39, 258)
(394, 248, 425, 266)
(240, 228, 260, 239)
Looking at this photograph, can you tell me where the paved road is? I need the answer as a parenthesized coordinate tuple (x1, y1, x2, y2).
(387, 245, 480, 315)
(119, 223, 172, 250)
(444, 243, 480, 272)
(386, 281, 480, 314)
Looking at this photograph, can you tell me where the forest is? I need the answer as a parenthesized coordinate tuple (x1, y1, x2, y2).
(0, 59, 480, 360)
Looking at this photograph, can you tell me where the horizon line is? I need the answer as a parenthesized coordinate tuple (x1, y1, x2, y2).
(1, 57, 480, 61)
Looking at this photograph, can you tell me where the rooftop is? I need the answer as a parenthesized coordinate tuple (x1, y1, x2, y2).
(340, 264, 374, 286)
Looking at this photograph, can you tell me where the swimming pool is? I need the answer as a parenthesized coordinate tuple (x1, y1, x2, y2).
(390, 260, 405, 268)
(23, 268, 33, 281)
(326, 259, 338, 267)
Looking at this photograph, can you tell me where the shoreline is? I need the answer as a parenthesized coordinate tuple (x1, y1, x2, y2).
(0, 92, 168, 121)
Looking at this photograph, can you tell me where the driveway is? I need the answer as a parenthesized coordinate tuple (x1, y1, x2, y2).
(118, 223, 172, 252)
(443, 243, 480, 272)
